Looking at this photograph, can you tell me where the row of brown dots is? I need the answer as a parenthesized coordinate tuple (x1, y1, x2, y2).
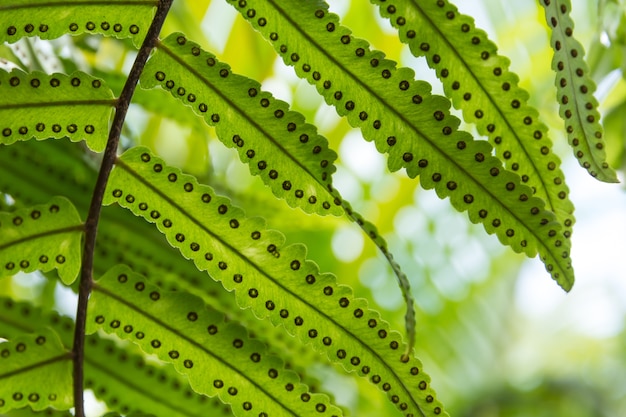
(300, 267, 433, 414)
(3, 203, 66, 271)
(2, 75, 101, 89)
(86, 334, 213, 414)
(548, 5, 607, 173)
(96, 229, 199, 292)
(0, 334, 57, 408)
(2, 123, 95, 138)
(4, 254, 66, 271)
(69, 22, 139, 35)
(169, 34, 335, 209)
(97, 274, 192, 369)
(5, 24, 49, 36)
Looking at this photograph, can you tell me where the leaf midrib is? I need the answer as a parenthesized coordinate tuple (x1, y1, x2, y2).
(0, 353, 71, 380)
(115, 157, 417, 414)
(93, 282, 298, 417)
(548, 1, 608, 173)
(0, 224, 84, 251)
(0, 99, 116, 111)
(264, 1, 570, 286)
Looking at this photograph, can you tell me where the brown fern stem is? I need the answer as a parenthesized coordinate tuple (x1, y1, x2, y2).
(71, 1, 173, 416)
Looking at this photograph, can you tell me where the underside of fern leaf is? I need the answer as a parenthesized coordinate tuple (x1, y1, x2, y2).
(104, 147, 448, 417)
(88, 265, 344, 417)
(540, 0, 619, 183)
(0, 328, 73, 413)
(0, 0, 157, 47)
(229, 0, 575, 290)
(0, 70, 115, 152)
(0, 196, 83, 284)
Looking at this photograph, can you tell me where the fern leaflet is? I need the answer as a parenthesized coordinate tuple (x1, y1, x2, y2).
(0, 196, 83, 284)
(0, 70, 115, 152)
(540, 0, 619, 182)
(0, 328, 72, 413)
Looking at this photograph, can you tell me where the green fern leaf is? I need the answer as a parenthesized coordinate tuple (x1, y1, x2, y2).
(371, 0, 577, 236)
(104, 147, 449, 417)
(0, 297, 234, 417)
(540, 0, 619, 183)
(0, 70, 115, 152)
(0, 328, 72, 413)
(0, 0, 156, 47)
(0, 197, 83, 285)
(229, 0, 574, 289)
(87, 265, 343, 417)
(140, 33, 341, 216)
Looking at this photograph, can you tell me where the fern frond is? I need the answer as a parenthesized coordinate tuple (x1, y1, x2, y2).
(0, 197, 83, 284)
(539, 0, 619, 182)
(0, 297, 233, 417)
(0, 328, 72, 413)
(229, 0, 574, 289)
(104, 147, 449, 417)
(0, 70, 115, 152)
(140, 33, 341, 216)
(371, 0, 577, 237)
(88, 265, 343, 417)
(0, 0, 157, 47)
(339, 199, 417, 354)
(142, 33, 420, 352)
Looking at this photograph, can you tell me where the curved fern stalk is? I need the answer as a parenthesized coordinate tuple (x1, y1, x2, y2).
(104, 147, 449, 417)
(539, 0, 619, 183)
(0, 70, 115, 152)
(229, 0, 574, 290)
(87, 265, 343, 417)
(0, 197, 83, 285)
(338, 198, 417, 355)
(140, 32, 419, 355)
(0, 328, 73, 413)
(0, 298, 234, 417)
(0, 0, 157, 47)
(370, 0, 577, 238)
(140, 33, 341, 216)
